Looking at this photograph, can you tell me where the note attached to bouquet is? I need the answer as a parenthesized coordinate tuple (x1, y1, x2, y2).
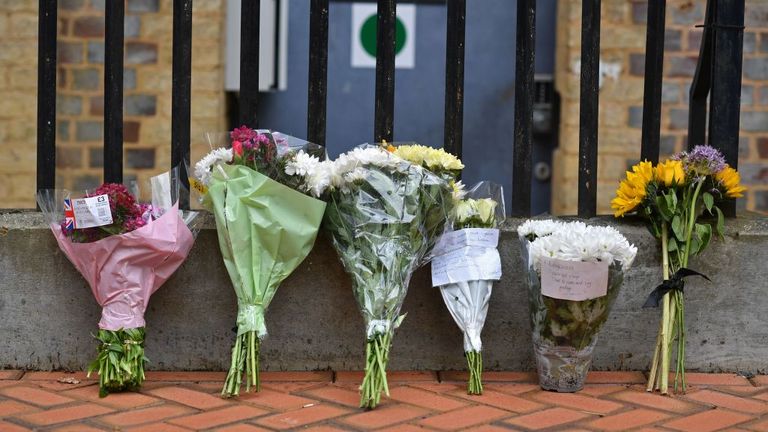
(67, 194, 113, 229)
(541, 257, 608, 301)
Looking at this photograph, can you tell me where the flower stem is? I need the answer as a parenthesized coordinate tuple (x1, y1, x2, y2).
(466, 351, 483, 395)
(360, 333, 392, 409)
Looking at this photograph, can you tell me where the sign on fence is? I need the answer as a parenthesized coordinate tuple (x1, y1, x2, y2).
(351, 4, 415, 69)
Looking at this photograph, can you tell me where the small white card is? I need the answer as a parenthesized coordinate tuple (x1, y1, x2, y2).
(431, 247, 502, 287)
(70, 194, 113, 229)
(432, 228, 499, 256)
(540, 257, 609, 301)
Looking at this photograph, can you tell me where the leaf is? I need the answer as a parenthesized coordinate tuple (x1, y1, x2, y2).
(671, 215, 685, 241)
(695, 223, 712, 255)
(715, 206, 725, 239)
(703, 192, 714, 213)
(656, 196, 673, 221)
(668, 236, 678, 252)
(689, 232, 702, 257)
(666, 191, 678, 211)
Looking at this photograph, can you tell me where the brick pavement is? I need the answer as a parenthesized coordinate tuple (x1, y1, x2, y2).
(0, 370, 766, 431)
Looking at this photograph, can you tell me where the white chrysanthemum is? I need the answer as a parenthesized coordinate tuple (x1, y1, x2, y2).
(285, 150, 321, 177)
(194, 147, 233, 185)
(452, 180, 467, 201)
(304, 160, 333, 198)
(527, 223, 637, 271)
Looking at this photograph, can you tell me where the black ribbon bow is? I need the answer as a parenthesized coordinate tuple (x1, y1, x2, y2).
(643, 268, 711, 308)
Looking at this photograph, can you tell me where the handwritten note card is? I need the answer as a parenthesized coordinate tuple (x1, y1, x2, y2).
(540, 257, 609, 301)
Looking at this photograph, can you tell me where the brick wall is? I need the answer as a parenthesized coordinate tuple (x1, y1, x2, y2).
(552, 0, 768, 215)
(0, 0, 227, 208)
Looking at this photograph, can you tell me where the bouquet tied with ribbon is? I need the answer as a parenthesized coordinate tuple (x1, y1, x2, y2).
(612, 144, 746, 394)
(37, 168, 200, 396)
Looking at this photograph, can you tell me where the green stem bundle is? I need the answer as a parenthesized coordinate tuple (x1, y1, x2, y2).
(86, 328, 147, 398)
(360, 332, 392, 409)
(222, 331, 260, 398)
(466, 350, 483, 395)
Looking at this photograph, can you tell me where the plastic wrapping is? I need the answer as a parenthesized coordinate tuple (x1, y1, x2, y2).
(430, 181, 504, 394)
(518, 221, 635, 392)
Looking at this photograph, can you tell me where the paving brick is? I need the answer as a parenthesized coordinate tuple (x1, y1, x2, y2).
(238, 388, 316, 411)
(126, 423, 190, 432)
(14, 403, 113, 427)
(171, 405, 269, 430)
(49, 425, 105, 432)
(213, 424, 272, 432)
(579, 385, 628, 397)
(587, 408, 670, 431)
(610, 389, 701, 413)
(452, 389, 543, 413)
(0, 370, 24, 380)
(388, 385, 467, 411)
(0, 421, 32, 432)
(255, 404, 349, 430)
(747, 418, 768, 432)
(0, 386, 75, 407)
(302, 385, 364, 408)
(99, 405, 193, 427)
(407, 382, 461, 394)
(531, 391, 624, 414)
(146, 385, 230, 410)
(0, 400, 38, 416)
(261, 371, 333, 382)
(753, 375, 768, 386)
(144, 371, 227, 382)
(684, 373, 751, 386)
(664, 409, 752, 432)
(485, 383, 540, 395)
(504, 406, 591, 430)
(417, 405, 510, 430)
(340, 404, 428, 429)
(439, 371, 537, 383)
(334, 370, 436, 383)
(685, 389, 768, 414)
(377, 424, 430, 432)
(586, 371, 646, 384)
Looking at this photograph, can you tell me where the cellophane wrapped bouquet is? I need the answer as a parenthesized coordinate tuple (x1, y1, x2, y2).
(37, 168, 200, 396)
(430, 182, 505, 395)
(612, 145, 746, 394)
(518, 220, 637, 392)
(193, 127, 327, 397)
(290, 143, 462, 408)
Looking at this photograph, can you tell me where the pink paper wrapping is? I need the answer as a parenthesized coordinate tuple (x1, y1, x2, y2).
(52, 204, 195, 330)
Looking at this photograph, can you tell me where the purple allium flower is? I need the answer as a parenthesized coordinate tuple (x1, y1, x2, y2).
(673, 145, 726, 176)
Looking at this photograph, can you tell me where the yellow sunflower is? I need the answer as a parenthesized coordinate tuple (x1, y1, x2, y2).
(611, 160, 654, 217)
(655, 159, 685, 187)
(715, 165, 746, 198)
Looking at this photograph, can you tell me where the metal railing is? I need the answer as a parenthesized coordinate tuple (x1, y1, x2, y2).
(34, 0, 746, 217)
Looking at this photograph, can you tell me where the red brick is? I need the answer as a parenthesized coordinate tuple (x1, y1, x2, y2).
(256, 404, 349, 430)
(755, 392, 768, 402)
(0, 386, 75, 407)
(610, 390, 701, 413)
(465, 426, 515, 432)
(683, 373, 751, 386)
(146, 385, 230, 410)
(587, 408, 670, 431)
(754, 375, 768, 386)
(99, 405, 193, 427)
(334, 371, 364, 382)
(0, 421, 32, 432)
(15, 403, 113, 426)
(300, 427, 349, 432)
(126, 423, 191, 432)
(335, 371, 436, 382)
(505, 407, 591, 430)
(238, 388, 317, 410)
(580, 385, 629, 397)
(170, 405, 269, 430)
(377, 425, 430, 432)
(50, 425, 105, 432)
(63, 385, 160, 409)
(417, 405, 510, 430)
(716, 385, 767, 396)
(20, 372, 92, 381)
(747, 418, 768, 432)
(531, 390, 624, 414)
(340, 404, 428, 429)
(685, 389, 768, 414)
(261, 382, 326, 393)
(389, 385, 468, 411)
(408, 382, 461, 394)
(143, 371, 227, 382)
(0, 370, 24, 380)
(0, 400, 38, 416)
(586, 371, 647, 384)
(213, 425, 272, 432)
(452, 389, 544, 413)
(261, 371, 333, 382)
(664, 409, 752, 432)
(488, 383, 541, 395)
(439, 370, 537, 383)
(302, 385, 362, 408)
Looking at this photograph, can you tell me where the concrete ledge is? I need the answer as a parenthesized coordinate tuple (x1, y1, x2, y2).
(1, 211, 767, 373)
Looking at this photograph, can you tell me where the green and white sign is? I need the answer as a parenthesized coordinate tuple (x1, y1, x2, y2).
(351, 4, 415, 69)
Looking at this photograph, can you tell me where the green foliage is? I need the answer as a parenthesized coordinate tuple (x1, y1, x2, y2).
(86, 328, 147, 397)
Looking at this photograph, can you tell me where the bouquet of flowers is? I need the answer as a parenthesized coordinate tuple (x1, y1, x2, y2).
(193, 127, 327, 397)
(430, 182, 505, 395)
(612, 145, 745, 394)
(36, 168, 199, 396)
(518, 220, 637, 392)
(291, 143, 462, 408)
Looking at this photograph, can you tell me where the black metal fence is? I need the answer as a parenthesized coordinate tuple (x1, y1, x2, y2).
(34, 0, 746, 217)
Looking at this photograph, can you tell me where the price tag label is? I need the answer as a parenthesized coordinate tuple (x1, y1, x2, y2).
(66, 194, 113, 229)
(541, 257, 609, 301)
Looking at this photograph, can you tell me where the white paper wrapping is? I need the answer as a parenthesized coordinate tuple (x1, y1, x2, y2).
(439, 280, 493, 352)
(431, 228, 502, 287)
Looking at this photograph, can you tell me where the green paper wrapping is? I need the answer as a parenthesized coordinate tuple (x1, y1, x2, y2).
(205, 164, 326, 338)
